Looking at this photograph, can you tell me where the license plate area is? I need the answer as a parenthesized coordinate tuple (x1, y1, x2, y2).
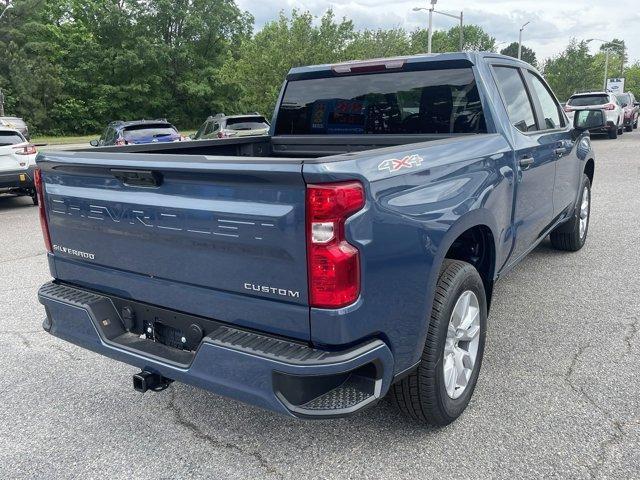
(109, 295, 224, 352)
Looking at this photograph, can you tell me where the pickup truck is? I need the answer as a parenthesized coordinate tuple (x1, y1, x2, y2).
(35, 53, 602, 426)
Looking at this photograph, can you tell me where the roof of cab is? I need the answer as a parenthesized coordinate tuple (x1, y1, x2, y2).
(287, 51, 533, 80)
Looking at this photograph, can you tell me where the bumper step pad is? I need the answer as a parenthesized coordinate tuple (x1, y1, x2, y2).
(38, 281, 394, 418)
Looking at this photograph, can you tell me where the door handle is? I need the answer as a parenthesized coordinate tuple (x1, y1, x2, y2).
(519, 156, 534, 169)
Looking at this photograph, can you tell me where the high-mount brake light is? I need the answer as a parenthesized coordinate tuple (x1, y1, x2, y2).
(332, 59, 406, 75)
(34, 168, 53, 253)
(306, 182, 365, 309)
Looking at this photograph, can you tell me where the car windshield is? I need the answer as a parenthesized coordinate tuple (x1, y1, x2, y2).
(0, 131, 25, 146)
(225, 117, 270, 131)
(568, 95, 609, 106)
(122, 124, 178, 141)
(275, 67, 486, 135)
(615, 94, 631, 105)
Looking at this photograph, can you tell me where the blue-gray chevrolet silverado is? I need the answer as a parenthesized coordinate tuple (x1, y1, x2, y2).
(35, 53, 603, 425)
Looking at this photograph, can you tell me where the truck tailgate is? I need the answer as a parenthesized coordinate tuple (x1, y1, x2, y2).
(38, 152, 310, 340)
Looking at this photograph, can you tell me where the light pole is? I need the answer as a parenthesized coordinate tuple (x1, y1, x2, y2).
(587, 38, 625, 91)
(413, 1, 464, 53)
(518, 22, 530, 60)
(0, 4, 13, 21)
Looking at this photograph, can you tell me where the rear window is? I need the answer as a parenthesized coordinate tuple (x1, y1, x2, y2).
(0, 131, 25, 145)
(0, 118, 26, 129)
(616, 93, 631, 105)
(225, 117, 269, 131)
(275, 68, 486, 135)
(568, 95, 609, 106)
(122, 124, 178, 141)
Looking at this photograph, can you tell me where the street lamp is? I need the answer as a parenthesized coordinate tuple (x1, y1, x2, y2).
(413, 1, 464, 53)
(587, 38, 625, 91)
(0, 4, 14, 21)
(518, 21, 530, 60)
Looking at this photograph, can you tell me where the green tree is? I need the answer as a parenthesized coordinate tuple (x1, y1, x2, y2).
(410, 24, 496, 53)
(219, 10, 356, 117)
(500, 42, 537, 67)
(543, 39, 601, 101)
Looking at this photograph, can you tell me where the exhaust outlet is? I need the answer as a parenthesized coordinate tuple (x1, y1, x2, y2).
(133, 371, 173, 393)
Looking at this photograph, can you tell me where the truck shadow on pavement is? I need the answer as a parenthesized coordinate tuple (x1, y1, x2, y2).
(0, 195, 35, 212)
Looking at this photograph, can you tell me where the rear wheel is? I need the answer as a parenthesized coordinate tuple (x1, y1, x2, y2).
(625, 124, 633, 132)
(634, 119, 638, 129)
(550, 174, 591, 252)
(391, 260, 487, 426)
(608, 127, 618, 139)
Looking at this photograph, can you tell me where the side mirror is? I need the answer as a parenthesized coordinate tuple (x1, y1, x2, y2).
(622, 103, 628, 108)
(634, 102, 640, 107)
(574, 109, 606, 131)
(89, 139, 99, 147)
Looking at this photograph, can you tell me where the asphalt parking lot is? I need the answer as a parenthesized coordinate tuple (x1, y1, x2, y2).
(1, 133, 638, 479)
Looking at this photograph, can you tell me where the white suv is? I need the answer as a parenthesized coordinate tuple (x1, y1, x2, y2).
(564, 92, 624, 139)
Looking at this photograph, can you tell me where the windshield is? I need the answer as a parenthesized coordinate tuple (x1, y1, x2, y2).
(0, 131, 25, 146)
(225, 117, 269, 131)
(568, 95, 609, 106)
(275, 68, 486, 135)
(122, 125, 178, 141)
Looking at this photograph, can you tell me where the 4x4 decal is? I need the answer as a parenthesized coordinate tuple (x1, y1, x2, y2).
(378, 154, 424, 173)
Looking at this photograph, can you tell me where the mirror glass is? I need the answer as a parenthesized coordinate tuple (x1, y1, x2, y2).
(574, 109, 605, 130)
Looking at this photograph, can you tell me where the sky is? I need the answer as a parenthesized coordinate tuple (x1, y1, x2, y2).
(236, 0, 640, 64)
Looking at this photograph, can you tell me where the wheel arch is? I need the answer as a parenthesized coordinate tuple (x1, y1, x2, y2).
(429, 210, 500, 313)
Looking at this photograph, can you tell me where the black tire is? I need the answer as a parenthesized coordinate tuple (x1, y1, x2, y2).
(31, 191, 39, 206)
(608, 127, 618, 139)
(391, 259, 487, 426)
(550, 174, 591, 252)
(633, 120, 638, 129)
(625, 124, 633, 132)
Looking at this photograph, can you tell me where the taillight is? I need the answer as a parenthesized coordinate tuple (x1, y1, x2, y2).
(34, 168, 53, 253)
(604, 103, 616, 111)
(14, 144, 37, 155)
(306, 182, 365, 308)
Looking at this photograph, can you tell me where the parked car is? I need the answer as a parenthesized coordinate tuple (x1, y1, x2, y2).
(615, 92, 639, 132)
(0, 128, 38, 204)
(90, 119, 184, 147)
(193, 113, 270, 140)
(0, 116, 30, 140)
(35, 52, 600, 426)
(564, 91, 624, 139)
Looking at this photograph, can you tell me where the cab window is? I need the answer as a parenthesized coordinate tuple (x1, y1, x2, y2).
(493, 66, 537, 133)
(526, 71, 564, 130)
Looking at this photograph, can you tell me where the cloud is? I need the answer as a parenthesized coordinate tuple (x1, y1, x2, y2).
(236, 0, 640, 63)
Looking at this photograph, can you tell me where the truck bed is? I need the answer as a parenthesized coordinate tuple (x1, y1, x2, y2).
(75, 133, 481, 159)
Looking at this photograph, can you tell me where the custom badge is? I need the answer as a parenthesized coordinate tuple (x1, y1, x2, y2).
(378, 154, 424, 173)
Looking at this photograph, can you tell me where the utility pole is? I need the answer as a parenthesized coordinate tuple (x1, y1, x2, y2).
(518, 22, 530, 60)
(413, 1, 464, 53)
(428, 4, 434, 54)
(586, 39, 624, 92)
(459, 11, 464, 51)
(0, 89, 4, 117)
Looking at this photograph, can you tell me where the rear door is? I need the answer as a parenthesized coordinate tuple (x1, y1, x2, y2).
(39, 153, 310, 340)
(492, 65, 557, 261)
